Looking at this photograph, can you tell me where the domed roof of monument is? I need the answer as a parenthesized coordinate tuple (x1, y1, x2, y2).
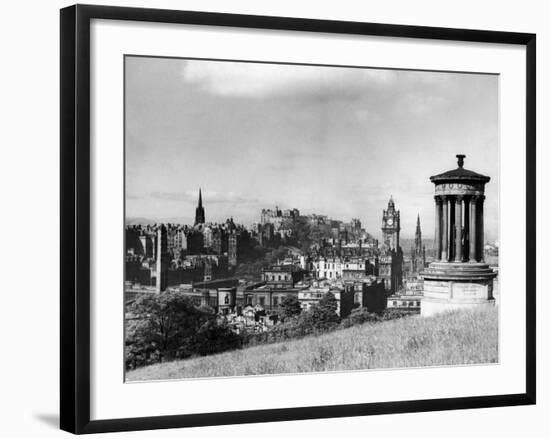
(430, 154, 490, 184)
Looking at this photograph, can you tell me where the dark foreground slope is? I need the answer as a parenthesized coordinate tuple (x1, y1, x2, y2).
(127, 307, 498, 381)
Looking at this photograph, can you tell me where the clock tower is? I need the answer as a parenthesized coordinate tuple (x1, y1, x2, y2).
(382, 196, 400, 250)
(379, 196, 403, 294)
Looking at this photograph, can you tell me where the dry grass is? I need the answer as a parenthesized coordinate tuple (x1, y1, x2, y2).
(126, 306, 498, 381)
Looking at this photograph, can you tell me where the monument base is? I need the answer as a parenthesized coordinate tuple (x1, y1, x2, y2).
(420, 262, 497, 317)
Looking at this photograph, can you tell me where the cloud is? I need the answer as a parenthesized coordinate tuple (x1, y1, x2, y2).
(181, 60, 397, 98)
(399, 93, 449, 115)
(150, 190, 260, 206)
(125, 193, 143, 200)
(150, 191, 193, 202)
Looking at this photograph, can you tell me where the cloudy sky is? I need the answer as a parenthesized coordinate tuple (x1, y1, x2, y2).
(125, 56, 499, 241)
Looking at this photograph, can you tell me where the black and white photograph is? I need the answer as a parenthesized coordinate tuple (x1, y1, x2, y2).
(124, 56, 500, 381)
(0, 0, 545, 435)
(1, 0, 542, 436)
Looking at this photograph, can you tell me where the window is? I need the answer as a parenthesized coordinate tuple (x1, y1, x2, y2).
(247, 296, 253, 304)
(273, 297, 278, 306)
(224, 295, 229, 305)
(259, 297, 265, 306)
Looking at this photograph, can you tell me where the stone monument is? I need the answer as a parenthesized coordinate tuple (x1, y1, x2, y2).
(421, 154, 497, 316)
(155, 224, 169, 293)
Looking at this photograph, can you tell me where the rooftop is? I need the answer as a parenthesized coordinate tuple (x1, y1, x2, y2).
(262, 265, 295, 272)
(430, 154, 490, 184)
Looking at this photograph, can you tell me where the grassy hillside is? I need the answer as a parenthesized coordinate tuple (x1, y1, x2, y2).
(127, 307, 498, 381)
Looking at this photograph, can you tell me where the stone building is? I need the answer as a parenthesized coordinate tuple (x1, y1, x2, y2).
(202, 225, 213, 249)
(228, 231, 237, 267)
(387, 277, 423, 312)
(315, 257, 344, 280)
(387, 294, 422, 312)
(243, 265, 306, 313)
(379, 197, 404, 293)
(298, 281, 355, 318)
(211, 228, 223, 254)
(341, 259, 367, 280)
(260, 206, 300, 226)
(421, 154, 498, 316)
(167, 226, 186, 258)
(260, 206, 300, 239)
(243, 284, 306, 313)
(217, 287, 237, 315)
(138, 233, 154, 258)
(261, 265, 294, 286)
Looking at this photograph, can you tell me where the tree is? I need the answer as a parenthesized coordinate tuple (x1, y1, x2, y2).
(287, 216, 313, 252)
(287, 291, 341, 336)
(268, 247, 288, 264)
(318, 291, 339, 317)
(308, 292, 340, 330)
(193, 319, 242, 356)
(125, 291, 213, 368)
(279, 295, 302, 320)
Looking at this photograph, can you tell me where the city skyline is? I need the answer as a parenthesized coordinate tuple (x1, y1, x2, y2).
(126, 189, 438, 241)
(125, 57, 499, 242)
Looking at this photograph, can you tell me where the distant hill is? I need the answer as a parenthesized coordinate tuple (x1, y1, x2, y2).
(127, 307, 497, 381)
(400, 237, 435, 251)
(126, 217, 157, 226)
(126, 217, 192, 226)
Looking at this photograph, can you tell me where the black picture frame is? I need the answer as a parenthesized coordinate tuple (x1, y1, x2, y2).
(60, 4, 536, 434)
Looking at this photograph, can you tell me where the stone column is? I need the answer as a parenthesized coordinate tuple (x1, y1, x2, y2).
(469, 196, 477, 262)
(478, 195, 485, 262)
(434, 196, 442, 260)
(454, 196, 463, 262)
(441, 195, 449, 261)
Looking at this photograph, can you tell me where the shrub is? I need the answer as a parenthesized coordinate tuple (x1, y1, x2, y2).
(193, 320, 243, 356)
(125, 292, 236, 369)
(278, 295, 302, 321)
(301, 292, 340, 331)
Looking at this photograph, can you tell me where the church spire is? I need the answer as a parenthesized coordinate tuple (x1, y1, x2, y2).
(194, 188, 205, 225)
(415, 214, 422, 244)
(411, 214, 425, 274)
